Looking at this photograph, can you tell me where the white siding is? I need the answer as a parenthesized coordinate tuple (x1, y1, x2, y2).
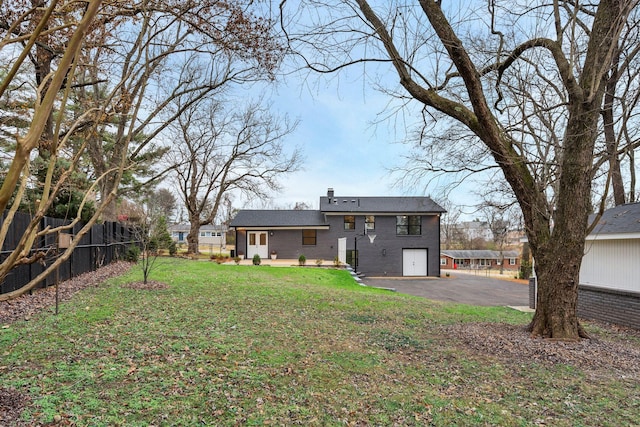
(580, 238, 640, 292)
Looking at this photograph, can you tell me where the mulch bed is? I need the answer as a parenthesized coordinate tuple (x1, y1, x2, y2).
(442, 322, 640, 379)
(0, 261, 134, 325)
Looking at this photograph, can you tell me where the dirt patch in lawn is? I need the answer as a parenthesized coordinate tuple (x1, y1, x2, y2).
(121, 280, 169, 291)
(0, 386, 30, 426)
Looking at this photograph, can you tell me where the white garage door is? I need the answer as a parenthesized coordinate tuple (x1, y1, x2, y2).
(403, 249, 428, 276)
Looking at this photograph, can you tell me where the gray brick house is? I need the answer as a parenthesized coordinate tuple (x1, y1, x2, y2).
(229, 188, 445, 277)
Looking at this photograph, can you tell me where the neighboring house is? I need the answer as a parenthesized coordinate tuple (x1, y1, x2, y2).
(457, 220, 493, 242)
(529, 202, 640, 329)
(440, 249, 520, 271)
(229, 188, 446, 277)
(168, 223, 227, 247)
(577, 203, 640, 329)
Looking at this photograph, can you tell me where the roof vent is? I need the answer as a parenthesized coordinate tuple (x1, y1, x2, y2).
(327, 188, 334, 198)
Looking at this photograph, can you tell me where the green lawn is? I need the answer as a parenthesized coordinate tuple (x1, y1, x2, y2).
(1, 259, 638, 426)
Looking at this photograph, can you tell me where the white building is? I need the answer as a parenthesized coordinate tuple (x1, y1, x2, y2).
(580, 203, 640, 293)
(168, 223, 227, 248)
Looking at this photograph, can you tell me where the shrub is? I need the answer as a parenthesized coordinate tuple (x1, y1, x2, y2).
(298, 254, 306, 266)
(252, 254, 261, 265)
(169, 241, 177, 257)
(124, 245, 140, 262)
(233, 256, 241, 265)
(315, 258, 323, 266)
(148, 237, 159, 255)
(333, 256, 341, 267)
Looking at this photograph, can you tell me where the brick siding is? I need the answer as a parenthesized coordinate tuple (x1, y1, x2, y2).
(528, 278, 640, 330)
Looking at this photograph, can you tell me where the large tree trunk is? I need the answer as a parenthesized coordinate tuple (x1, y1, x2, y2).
(99, 175, 119, 221)
(187, 217, 200, 255)
(529, 244, 585, 339)
(527, 100, 600, 339)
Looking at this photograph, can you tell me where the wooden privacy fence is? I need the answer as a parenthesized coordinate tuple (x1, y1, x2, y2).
(0, 212, 137, 295)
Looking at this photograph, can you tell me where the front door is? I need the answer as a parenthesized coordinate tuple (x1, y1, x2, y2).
(247, 231, 268, 259)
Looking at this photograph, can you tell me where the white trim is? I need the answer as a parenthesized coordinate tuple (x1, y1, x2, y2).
(324, 212, 440, 216)
(586, 232, 640, 241)
(235, 226, 330, 231)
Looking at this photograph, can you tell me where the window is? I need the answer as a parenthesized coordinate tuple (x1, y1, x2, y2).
(440, 258, 447, 265)
(509, 258, 516, 265)
(302, 229, 317, 245)
(396, 215, 421, 235)
(344, 215, 355, 230)
(200, 231, 206, 237)
(365, 215, 375, 231)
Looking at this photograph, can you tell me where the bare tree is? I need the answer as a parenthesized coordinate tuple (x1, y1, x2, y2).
(145, 188, 177, 223)
(0, 1, 108, 302)
(282, 1, 635, 339)
(436, 199, 461, 250)
(0, 0, 285, 300)
(75, 0, 286, 220)
(170, 98, 301, 254)
(125, 203, 174, 285)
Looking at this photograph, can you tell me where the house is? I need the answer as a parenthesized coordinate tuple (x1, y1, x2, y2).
(168, 223, 227, 248)
(577, 203, 640, 328)
(458, 220, 493, 241)
(529, 202, 640, 329)
(440, 249, 520, 271)
(229, 188, 446, 277)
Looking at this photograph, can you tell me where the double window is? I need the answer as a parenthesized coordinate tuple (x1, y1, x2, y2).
(396, 215, 421, 235)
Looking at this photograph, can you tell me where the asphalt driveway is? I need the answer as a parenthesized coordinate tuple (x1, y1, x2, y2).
(362, 272, 530, 307)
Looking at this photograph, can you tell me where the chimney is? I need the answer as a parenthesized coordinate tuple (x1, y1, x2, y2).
(327, 188, 334, 198)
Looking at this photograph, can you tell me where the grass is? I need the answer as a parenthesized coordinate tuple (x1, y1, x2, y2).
(1, 258, 638, 426)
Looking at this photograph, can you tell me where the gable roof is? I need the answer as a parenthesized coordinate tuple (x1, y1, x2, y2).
(588, 203, 640, 239)
(168, 223, 225, 232)
(441, 250, 520, 259)
(319, 196, 445, 214)
(229, 210, 328, 228)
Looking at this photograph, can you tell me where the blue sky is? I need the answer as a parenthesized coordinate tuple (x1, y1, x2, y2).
(236, 73, 481, 217)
